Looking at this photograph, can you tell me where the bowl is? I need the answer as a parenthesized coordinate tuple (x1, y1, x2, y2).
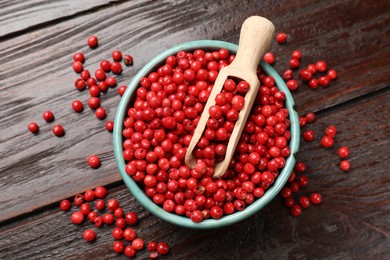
(113, 40, 300, 229)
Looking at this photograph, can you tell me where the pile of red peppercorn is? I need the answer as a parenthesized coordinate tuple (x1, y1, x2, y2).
(60, 186, 169, 258)
(122, 45, 292, 223)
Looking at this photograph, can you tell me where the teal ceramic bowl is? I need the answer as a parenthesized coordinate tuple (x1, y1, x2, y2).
(114, 40, 300, 229)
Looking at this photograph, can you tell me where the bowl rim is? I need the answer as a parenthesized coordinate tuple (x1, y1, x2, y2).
(113, 40, 300, 229)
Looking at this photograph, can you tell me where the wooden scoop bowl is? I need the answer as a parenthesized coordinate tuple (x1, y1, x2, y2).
(185, 16, 275, 178)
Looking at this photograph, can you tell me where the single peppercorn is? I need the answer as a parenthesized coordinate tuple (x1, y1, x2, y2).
(87, 36, 98, 48)
(72, 100, 83, 113)
(59, 199, 71, 211)
(83, 229, 96, 242)
(310, 193, 322, 205)
(106, 121, 114, 132)
(94, 186, 107, 198)
(157, 242, 170, 255)
(320, 135, 334, 148)
(95, 107, 107, 120)
(340, 160, 351, 171)
(52, 125, 65, 137)
(88, 155, 101, 169)
(123, 55, 133, 66)
(43, 110, 54, 122)
(263, 52, 275, 64)
(338, 146, 350, 158)
(72, 61, 83, 73)
(73, 52, 85, 63)
(276, 32, 287, 43)
(113, 241, 125, 253)
(28, 122, 39, 133)
(71, 211, 84, 224)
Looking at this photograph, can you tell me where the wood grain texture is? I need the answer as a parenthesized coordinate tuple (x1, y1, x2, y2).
(0, 0, 389, 237)
(0, 0, 125, 38)
(1, 89, 389, 259)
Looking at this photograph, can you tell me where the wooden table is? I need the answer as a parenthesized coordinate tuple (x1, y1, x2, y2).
(1, 0, 389, 259)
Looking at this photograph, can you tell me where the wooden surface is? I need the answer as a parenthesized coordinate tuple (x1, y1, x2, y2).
(0, 0, 389, 259)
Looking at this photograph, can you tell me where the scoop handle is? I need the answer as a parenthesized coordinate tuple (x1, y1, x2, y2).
(230, 16, 275, 73)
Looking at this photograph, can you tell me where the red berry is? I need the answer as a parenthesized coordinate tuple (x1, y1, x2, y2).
(87, 36, 98, 48)
(89, 85, 100, 97)
(289, 58, 300, 69)
(95, 199, 105, 211)
(106, 121, 114, 132)
(132, 238, 144, 251)
(88, 97, 100, 110)
(100, 60, 111, 72)
(73, 52, 85, 63)
(111, 62, 122, 75)
(124, 246, 136, 257)
(103, 213, 115, 224)
(124, 55, 133, 66)
(113, 241, 124, 253)
(231, 95, 245, 111)
(123, 228, 137, 241)
(328, 69, 337, 80)
(98, 81, 109, 92)
(94, 216, 103, 227)
(72, 61, 83, 73)
(88, 211, 98, 222)
(107, 199, 119, 211)
(283, 69, 293, 80)
(157, 242, 169, 255)
(125, 212, 138, 225)
(74, 78, 86, 91)
(43, 110, 54, 122)
(59, 199, 71, 211)
(112, 227, 124, 240)
(291, 50, 302, 60)
(106, 76, 117, 87)
(299, 69, 312, 81)
(95, 107, 107, 120)
(310, 193, 322, 205)
(116, 217, 126, 228)
(147, 241, 157, 251)
(112, 50, 122, 61)
(72, 100, 83, 113)
(315, 60, 327, 72)
(290, 205, 302, 216)
(276, 32, 287, 43)
(340, 160, 351, 171)
(305, 112, 316, 123)
(28, 122, 39, 133)
(321, 135, 334, 148)
(286, 79, 299, 91)
(95, 69, 106, 81)
(118, 86, 127, 96)
(324, 125, 337, 137)
(338, 146, 349, 158)
(71, 211, 84, 224)
(303, 130, 314, 142)
(52, 125, 65, 137)
(86, 77, 97, 87)
(79, 203, 91, 215)
(318, 76, 331, 87)
(298, 196, 310, 208)
(88, 155, 101, 168)
(74, 194, 84, 206)
(94, 186, 107, 198)
(83, 229, 96, 242)
(263, 52, 275, 64)
(308, 78, 319, 89)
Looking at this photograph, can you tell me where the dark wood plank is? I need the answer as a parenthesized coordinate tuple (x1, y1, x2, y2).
(0, 0, 124, 38)
(0, 0, 389, 222)
(1, 89, 389, 259)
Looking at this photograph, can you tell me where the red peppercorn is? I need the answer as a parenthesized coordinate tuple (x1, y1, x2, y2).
(289, 58, 300, 69)
(303, 130, 315, 142)
(112, 227, 124, 240)
(340, 160, 351, 171)
(107, 198, 119, 212)
(290, 205, 302, 216)
(103, 213, 115, 224)
(94, 216, 103, 227)
(315, 60, 327, 72)
(298, 196, 310, 208)
(71, 211, 84, 224)
(299, 69, 312, 81)
(95, 107, 107, 120)
(123, 228, 137, 241)
(73, 52, 85, 63)
(74, 194, 84, 206)
(321, 135, 334, 148)
(118, 86, 127, 96)
(72, 61, 83, 73)
(112, 50, 123, 61)
(111, 62, 122, 75)
(84, 190, 96, 201)
(74, 78, 86, 90)
(283, 69, 293, 80)
(88, 155, 101, 168)
(318, 76, 331, 87)
(286, 79, 299, 91)
(28, 122, 39, 133)
(94, 186, 107, 198)
(83, 229, 96, 242)
(106, 121, 114, 132)
(95, 199, 105, 211)
(125, 212, 138, 225)
(310, 193, 322, 205)
(263, 52, 275, 64)
(328, 69, 337, 80)
(338, 146, 349, 158)
(124, 55, 133, 66)
(100, 60, 111, 72)
(113, 241, 125, 253)
(88, 211, 98, 223)
(132, 238, 144, 251)
(106, 76, 117, 87)
(276, 32, 287, 43)
(79, 203, 91, 215)
(87, 36, 98, 48)
(72, 100, 83, 113)
(324, 125, 337, 137)
(59, 199, 71, 211)
(52, 125, 65, 137)
(89, 85, 100, 97)
(88, 97, 100, 110)
(291, 50, 302, 60)
(157, 242, 169, 255)
(305, 112, 316, 123)
(124, 246, 136, 257)
(43, 110, 54, 122)
(308, 78, 319, 89)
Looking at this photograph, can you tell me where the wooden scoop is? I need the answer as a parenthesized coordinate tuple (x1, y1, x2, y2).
(184, 16, 275, 178)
